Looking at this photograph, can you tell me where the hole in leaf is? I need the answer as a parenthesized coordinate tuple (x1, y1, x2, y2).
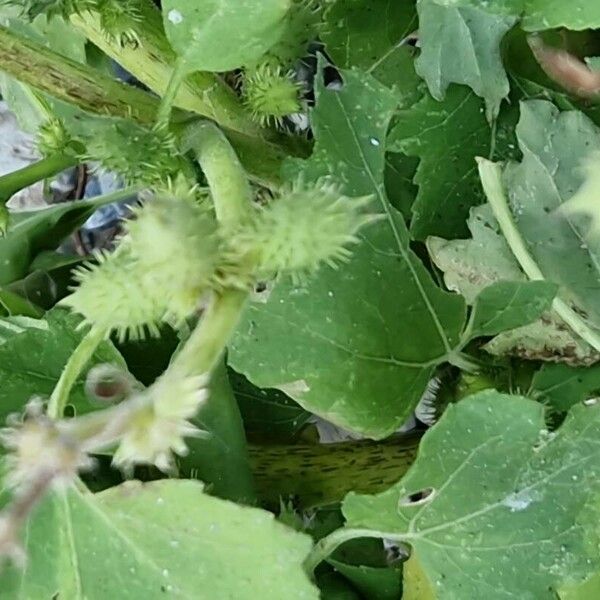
(398, 487, 436, 507)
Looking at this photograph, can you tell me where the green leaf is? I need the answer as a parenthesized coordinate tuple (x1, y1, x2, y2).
(322, 0, 422, 98)
(229, 66, 467, 438)
(342, 390, 600, 599)
(530, 363, 600, 412)
(389, 85, 518, 239)
(230, 368, 311, 441)
(162, 0, 291, 73)
(467, 280, 557, 339)
(496, 101, 600, 326)
(560, 572, 600, 599)
(0, 194, 128, 286)
(427, 204, 600, 364)
(414, 0, 516, 120)
(435, 0, 600, 31)
(0, 480, 318, 599)
(0, 308, 125, 420)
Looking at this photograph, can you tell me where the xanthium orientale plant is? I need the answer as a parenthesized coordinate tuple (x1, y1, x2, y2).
(1, 0, 600, 598)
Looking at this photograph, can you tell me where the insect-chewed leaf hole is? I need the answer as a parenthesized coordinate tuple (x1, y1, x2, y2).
(398, 487, 436, 507)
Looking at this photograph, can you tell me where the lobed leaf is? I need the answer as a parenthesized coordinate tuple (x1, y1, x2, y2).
(162, 0, 291, 73)
(229, 65, 467, 438)
(0, 480, 318, 599)
(343, 390, 600, 598)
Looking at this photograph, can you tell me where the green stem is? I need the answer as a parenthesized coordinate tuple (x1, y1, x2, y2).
(47, 325, 107, 419)
(174, 122, 256, 501)
(477, 157, 600, 353)
(172, 290, 248, 376)
(447, 351, 484, 373)
(0, 154, 78, 206)
(304, 528, 406, 576)
(182, 121, 254, 227)
(155, 57, 187, 130)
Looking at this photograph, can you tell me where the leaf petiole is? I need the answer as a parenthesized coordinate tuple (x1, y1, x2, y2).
(0, 153, 79, 208)
(155, 57, 187, 130)
(46, 325, 108, 419)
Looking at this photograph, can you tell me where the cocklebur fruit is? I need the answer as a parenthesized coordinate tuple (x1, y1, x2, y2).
(97, 0, 142, 47)
(86, 122, 181, 185)
(1, 0, 96, 20)
(61, 248, 165, 341)
(37, 118, 74, 156)
(125, 193, 222, 323)
(243, 63, 303, 127)
(224, 179, 377, 280)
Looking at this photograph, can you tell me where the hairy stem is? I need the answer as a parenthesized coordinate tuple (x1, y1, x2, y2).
(477, 157, 600, 353)
(70, 0, 261, 137)
(0, 24, 158, 123)
(0, 153, 79, 206)
(47, 325, 107, 419)
(173, 122, 256, 501)
(249, 433, 421, 508)
(0, 24, 302, 187)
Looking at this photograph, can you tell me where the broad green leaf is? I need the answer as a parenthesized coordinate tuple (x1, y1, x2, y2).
(162, 0, 290, 73)
(530, 363, 600, 412)
(318, 572, 362, 599)
(498, 101, 600, 327)
(467, 280, 557, 339)
(560, 571, 600, 599)
(414, 0, 516, 120)
(436, 0, 600, 31)
(230, 66, 467, 438)
(179, 361, 255, 503)
(0, 480, 318, 599)
(230, 368, 311, 441)
(0, 308, 125, 420)
(388, 85, 518, 239)
(427, 205, 600, 364)
(342, 391, 600, 599)
(0, 286, 43, 317)
(322, 0, 422, 98)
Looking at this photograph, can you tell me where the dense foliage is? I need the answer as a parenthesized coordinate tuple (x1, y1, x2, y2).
(0, 0, 600, 597)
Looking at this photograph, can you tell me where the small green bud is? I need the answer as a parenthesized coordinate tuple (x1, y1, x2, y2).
(1, 0, 96, 20)
(225, 179, 377, 280)
(96, 0, 142, 47)
(243, 64, 302, 127)
(85, 363, 137, 405)
(37, 118, 72, 156)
